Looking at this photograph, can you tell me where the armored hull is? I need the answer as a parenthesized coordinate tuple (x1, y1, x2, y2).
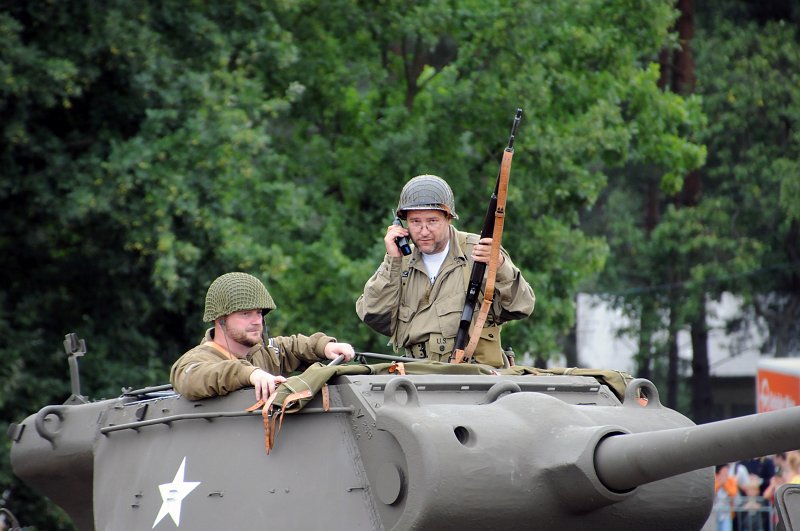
(9, 360, 800, 530)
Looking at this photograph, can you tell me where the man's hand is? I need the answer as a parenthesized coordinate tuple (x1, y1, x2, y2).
(249, 369, 287, 401)
(383, 224, 409, 258)
(472, 237, 505, 266)
(324, 341, 355, 362)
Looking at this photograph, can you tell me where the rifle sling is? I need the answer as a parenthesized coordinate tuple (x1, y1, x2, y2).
(453, 148, 513, 363)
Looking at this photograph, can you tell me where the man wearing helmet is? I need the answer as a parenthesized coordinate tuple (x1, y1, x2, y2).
(171, 272, 354, 400)
(356, 174, 534, 367)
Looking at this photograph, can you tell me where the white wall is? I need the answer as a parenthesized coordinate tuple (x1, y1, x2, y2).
(576, 292, 769, 376)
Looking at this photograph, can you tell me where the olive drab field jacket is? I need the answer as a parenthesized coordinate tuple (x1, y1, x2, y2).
(170, 328, 336, 400)
(356, 226, 534, 367)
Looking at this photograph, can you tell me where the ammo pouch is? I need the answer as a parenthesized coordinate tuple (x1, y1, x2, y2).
(473, 324, 504, 368)
(406, 334, 454, 363)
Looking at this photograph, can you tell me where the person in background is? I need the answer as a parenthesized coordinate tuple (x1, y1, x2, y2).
(787, 451, 800, 484)
(171, 272, 354, 400)
(737, 473, 768, 531)
(730, 460, 751, 492)
(763, 452, 794, 529)
(715, 463, 739, 531)
(742, 455, 776, 498)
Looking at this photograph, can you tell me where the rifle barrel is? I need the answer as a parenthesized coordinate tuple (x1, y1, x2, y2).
(452, 108, 523, 356)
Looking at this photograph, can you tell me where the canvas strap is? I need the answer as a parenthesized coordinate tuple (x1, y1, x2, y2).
(246, 389, 313, 455)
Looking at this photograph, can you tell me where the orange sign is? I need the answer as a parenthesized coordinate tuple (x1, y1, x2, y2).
(757, 368, 800, 413)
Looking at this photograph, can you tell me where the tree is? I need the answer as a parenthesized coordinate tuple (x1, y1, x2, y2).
(584, 0, 800, 422)
(694, 3, 800, 360)
(0, 1, 704, 527)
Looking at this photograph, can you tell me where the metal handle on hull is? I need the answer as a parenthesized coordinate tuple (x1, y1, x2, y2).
(34, 405, 65, 447)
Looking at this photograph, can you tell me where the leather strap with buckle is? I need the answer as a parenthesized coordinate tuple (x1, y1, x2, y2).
(246, 389, 313, 455)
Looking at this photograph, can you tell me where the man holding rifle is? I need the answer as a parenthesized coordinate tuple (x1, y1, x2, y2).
(356, 174, 534, 367)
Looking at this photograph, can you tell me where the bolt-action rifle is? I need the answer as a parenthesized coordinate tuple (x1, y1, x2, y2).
(451, 108, 522, 364)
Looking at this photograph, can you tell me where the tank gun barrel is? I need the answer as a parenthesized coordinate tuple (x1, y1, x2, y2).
(595, 406, 800, 492)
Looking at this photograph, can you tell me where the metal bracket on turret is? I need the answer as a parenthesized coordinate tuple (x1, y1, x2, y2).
(63, 333, 89, 405)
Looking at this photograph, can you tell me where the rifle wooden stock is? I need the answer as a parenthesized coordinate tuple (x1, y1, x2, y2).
(452, 109, 522, 364)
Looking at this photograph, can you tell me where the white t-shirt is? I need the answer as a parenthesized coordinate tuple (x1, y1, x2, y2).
(421, 242, 450, 284)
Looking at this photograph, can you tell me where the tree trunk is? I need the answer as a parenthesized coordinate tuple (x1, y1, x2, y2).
(636, 331, 652, 381)
(635, 303, 657, 381)
(667, 308, 679, 410)
(690, 305, 712, 423)
(673, 0, 696, 95)
(673, 0, 711, 421)
(564, 323, 578, 368)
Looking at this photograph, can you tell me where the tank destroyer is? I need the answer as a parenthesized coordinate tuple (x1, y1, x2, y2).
(8, 334, 800, 530)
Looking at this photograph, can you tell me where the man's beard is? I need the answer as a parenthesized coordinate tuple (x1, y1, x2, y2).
(227, 327, 262, 348)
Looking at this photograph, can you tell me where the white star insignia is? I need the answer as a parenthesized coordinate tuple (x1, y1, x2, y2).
(152, 457, 201, 528)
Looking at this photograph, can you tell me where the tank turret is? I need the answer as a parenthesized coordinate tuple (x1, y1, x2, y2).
(8, 337, 800, 530)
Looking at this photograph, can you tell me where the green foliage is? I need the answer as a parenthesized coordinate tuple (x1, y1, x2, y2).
(694, 12, 800, 354)
(1, 1, 704, 527)
(586, 0, 800, 409)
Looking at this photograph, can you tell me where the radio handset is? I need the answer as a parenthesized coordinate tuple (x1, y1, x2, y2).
(392, 215, 412, 256)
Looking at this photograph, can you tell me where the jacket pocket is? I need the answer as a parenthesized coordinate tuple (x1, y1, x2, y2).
(434, 293, 464, 339)
(398, 303, 414, 323)
(475, 324, 504, 368)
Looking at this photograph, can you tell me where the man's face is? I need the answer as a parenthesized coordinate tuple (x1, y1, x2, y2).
(406, 209, 450, 254)
(222, 309, 264, 348)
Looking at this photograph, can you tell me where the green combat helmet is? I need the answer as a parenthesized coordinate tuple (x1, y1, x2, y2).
(202, 272, 276, 322)
(396, 174, 459, 220)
